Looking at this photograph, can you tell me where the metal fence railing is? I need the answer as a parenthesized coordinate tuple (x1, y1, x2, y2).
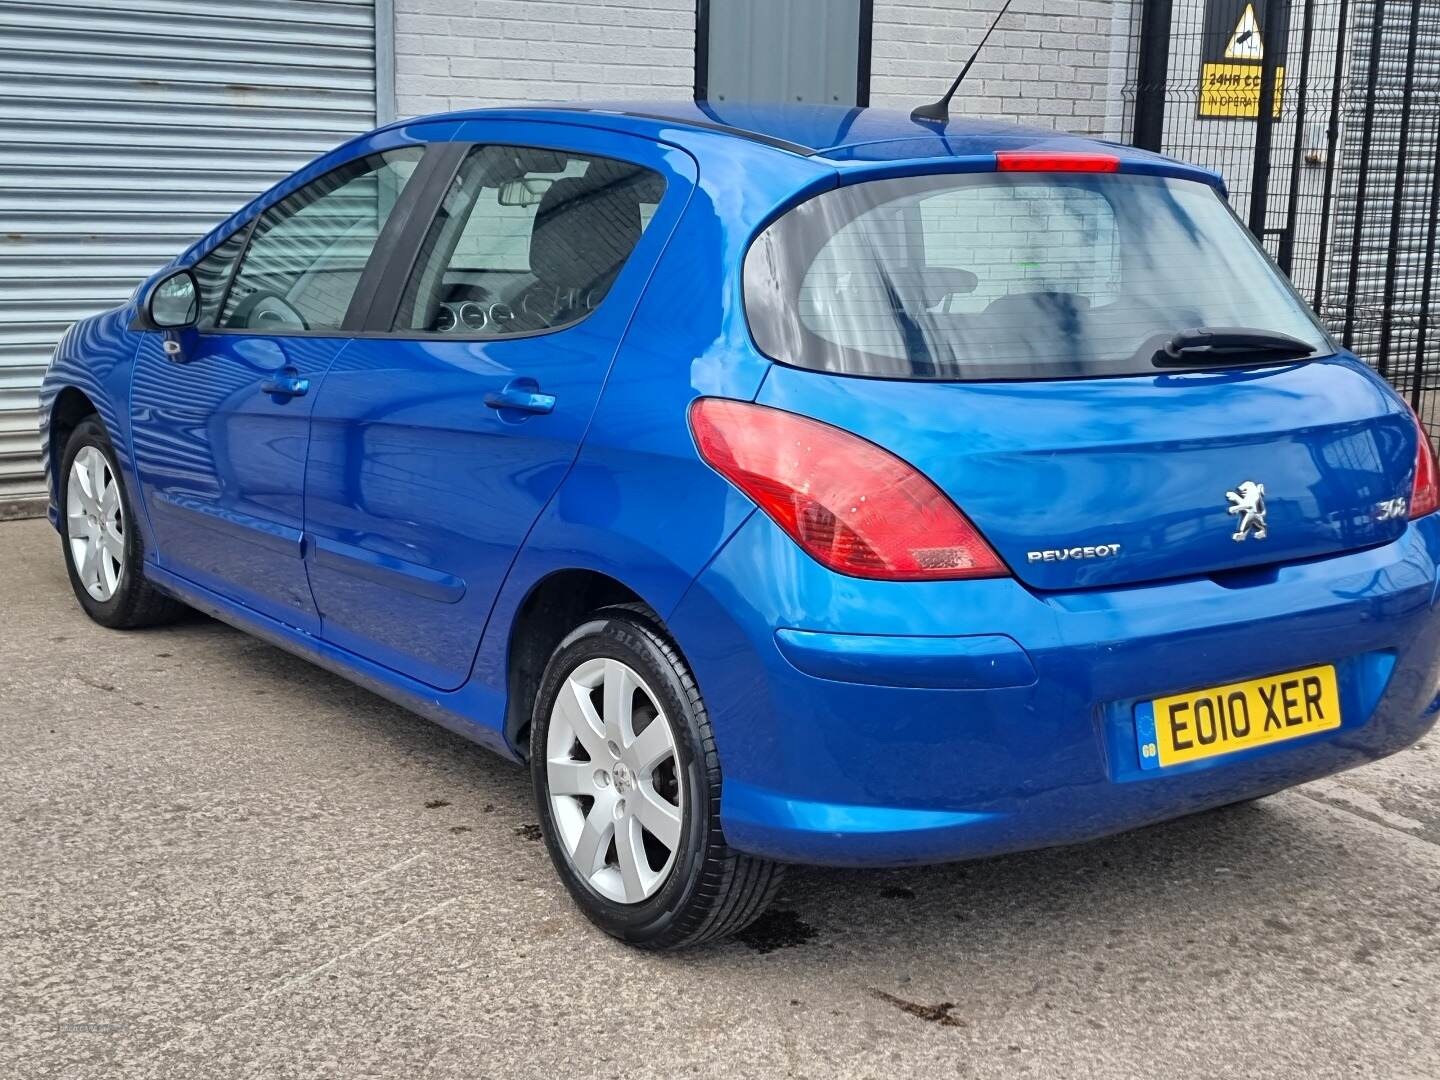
(1125, 0, 1440, 431)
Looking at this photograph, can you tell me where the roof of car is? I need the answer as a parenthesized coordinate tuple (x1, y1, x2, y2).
(409, 99, 1196, 169)
(380, 100, 1224, 194)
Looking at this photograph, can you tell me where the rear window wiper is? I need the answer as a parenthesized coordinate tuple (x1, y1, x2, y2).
(1153, 326, 1317, 367)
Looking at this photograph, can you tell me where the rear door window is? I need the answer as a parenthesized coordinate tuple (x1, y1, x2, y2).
(745, 172, 1332, 380)
(392, 144, 666, 337)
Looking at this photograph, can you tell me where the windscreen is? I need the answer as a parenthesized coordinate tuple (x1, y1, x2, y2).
(743, 172, 1333, 380)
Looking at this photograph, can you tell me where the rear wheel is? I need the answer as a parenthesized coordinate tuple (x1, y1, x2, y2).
(60, 418, 187, 629)
(530, 605, 784, 949)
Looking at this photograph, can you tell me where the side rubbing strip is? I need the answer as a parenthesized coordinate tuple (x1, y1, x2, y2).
(311, 536, 467, 604)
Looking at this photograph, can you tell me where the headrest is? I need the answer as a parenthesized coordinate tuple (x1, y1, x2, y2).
(529, 174, 643, 292)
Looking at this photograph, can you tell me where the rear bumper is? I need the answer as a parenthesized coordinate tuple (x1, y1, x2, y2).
(668, 512, 1440, 867)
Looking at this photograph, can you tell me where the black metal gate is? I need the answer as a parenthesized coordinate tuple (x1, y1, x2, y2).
(1126, 0, 1440, 428)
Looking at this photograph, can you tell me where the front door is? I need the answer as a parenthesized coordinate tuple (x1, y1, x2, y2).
(130, 145, 425, 631)
(303, 127, 694, 689)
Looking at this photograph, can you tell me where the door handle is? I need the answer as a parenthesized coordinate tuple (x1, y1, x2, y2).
(484, 379, 555, 415)
(261, 372, 310, 398)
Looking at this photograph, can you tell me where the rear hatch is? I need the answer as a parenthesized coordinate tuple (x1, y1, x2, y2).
(756, 359, 1414, 590)
(744, 160, 1418, 590)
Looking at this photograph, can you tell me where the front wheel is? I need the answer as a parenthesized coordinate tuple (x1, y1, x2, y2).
(530, 605, 784, 950)
(59, 417, 187, 629)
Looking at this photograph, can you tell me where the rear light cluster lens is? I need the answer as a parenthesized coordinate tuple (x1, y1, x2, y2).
(688, 398, 1008, 581)
(1408, 403, 1439, 519)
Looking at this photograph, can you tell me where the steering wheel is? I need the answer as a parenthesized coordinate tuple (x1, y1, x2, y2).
(229, 290, 309, 332)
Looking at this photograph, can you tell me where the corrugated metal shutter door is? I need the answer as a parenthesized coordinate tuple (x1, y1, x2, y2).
(0, 0, 379, 510)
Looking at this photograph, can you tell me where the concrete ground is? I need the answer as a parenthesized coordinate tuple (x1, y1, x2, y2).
(4, 517, 1440, 1080)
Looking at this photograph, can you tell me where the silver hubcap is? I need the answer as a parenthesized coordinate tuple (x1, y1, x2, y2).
(547, 657, 684, 905)
(66, 445, 124, 602)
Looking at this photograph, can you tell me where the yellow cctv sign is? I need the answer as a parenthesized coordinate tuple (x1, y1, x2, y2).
(1200, 63, 1286, 118)
(1198, 0, 1288, 119)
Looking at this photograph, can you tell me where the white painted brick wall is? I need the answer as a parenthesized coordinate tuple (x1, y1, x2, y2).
(869, 0, 1137, 138)
(392, 0, 1137, 140)
(393, 0, 694, 118)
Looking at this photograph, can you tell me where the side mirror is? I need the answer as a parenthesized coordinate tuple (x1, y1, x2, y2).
(146, 269, 200, 330)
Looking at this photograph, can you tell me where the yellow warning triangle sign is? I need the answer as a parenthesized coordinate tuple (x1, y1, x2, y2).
(1225, 4, 1264, 60)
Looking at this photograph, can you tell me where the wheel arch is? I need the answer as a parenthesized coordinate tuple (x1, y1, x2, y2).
(47, 386, 101, 503)
(475, 431, 761, 760)
(503, 568, 649, 757)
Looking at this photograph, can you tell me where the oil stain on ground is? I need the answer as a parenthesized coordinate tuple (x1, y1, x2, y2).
(514, 823, 543, 841)
(868, 988, 965, 1027)
(736, 909, 818, 954)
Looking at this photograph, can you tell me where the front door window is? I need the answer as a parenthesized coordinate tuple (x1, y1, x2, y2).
(213, 147, 423, 333)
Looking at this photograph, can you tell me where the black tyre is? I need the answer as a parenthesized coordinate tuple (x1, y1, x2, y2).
(59, 417, 187, 629)
(530, 604, 784, 950)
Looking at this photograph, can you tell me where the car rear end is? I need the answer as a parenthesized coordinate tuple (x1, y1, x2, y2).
(669, 148, 1440, 866)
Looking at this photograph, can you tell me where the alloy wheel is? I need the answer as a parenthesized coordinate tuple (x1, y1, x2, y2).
(546, 657, 684, 904)
(66, 445, 124, 602)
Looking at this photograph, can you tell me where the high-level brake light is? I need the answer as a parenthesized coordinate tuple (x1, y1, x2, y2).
(995, 151, 1121, 173)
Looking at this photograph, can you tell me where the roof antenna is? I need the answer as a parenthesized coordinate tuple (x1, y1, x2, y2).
(910, 0, 1017, 125)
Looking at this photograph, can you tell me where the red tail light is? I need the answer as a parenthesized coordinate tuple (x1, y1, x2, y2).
(995, 151, 1120, 173)
(688, 398, 1008, 581)
(1407, 403, 1439, 519)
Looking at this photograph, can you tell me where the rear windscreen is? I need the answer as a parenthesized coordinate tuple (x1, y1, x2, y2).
(743, 173, 1333, 380)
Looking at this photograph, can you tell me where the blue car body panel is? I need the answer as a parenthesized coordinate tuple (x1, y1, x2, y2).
(41, 312, 145, 523)
(669, 509, 1440, 864)
(39, 102, 1440, 869)
(131, 332, 349, 634)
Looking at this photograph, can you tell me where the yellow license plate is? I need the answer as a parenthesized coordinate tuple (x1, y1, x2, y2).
(1136, 664, 1341, 770)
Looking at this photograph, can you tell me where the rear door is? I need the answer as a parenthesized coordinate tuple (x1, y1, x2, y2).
(745, 166, 1419, 590)
(302, 123, 695, 689)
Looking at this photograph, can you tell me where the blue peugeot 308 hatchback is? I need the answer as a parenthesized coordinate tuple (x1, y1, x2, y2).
(41, 102, 1440, 949)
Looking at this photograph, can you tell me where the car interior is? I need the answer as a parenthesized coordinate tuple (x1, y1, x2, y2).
(397, 145, 665, 337)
